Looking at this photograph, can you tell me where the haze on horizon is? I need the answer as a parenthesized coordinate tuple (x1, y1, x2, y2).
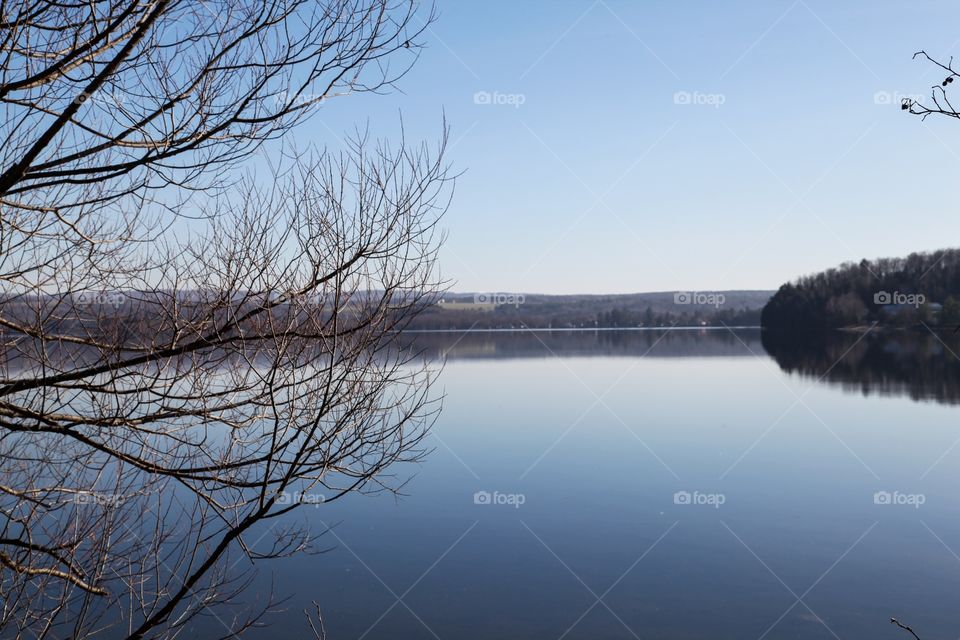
(309, 0, 960, 295)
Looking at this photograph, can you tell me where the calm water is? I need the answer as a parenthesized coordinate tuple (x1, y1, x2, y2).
(228, 329, 960, 639)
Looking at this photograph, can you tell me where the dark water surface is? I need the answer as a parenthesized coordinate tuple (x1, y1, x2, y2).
(229, 329, 960, 639)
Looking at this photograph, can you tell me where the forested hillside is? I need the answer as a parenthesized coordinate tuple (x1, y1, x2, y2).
(409, 290, 773, 329)
(761, 249, 960, 329)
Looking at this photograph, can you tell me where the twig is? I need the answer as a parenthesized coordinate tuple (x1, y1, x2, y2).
(305, 601, 326, 640)
(891, 618, 921, 640)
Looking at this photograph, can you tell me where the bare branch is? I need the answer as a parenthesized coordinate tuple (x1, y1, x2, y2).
(0, 2, 451, 638)
(891, 618, 922, 640)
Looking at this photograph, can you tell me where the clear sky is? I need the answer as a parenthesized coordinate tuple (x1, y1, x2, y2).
(308, 0, 960, 294)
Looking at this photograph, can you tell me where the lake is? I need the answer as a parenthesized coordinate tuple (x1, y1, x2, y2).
(223, 328, 960, 640)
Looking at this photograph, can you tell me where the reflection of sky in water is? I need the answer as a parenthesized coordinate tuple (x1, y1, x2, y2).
(191, 331, 960, 640)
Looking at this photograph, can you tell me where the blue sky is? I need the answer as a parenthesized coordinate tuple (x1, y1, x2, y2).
(308, 0, 960, 294)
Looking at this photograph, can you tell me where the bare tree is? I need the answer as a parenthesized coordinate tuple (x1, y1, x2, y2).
(0, 1, 452, 638)
(905, 51, 960, 118)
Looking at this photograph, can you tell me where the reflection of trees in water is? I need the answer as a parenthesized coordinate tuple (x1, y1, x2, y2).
(397, 329, 960, 406)
(396, 329, 766, 361)
(762, 330, 960, 405)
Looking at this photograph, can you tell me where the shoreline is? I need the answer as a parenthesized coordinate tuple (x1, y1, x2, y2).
(398, 326, 763, 333)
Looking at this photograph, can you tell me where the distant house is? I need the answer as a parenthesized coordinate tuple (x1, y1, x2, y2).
(437, 299, 497, 312)
(878, 302, 942, 319)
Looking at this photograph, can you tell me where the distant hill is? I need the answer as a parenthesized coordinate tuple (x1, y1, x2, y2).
(761, 248, 960, 330)
(0, 289, 776, 335)
(408, 290, 774, 330)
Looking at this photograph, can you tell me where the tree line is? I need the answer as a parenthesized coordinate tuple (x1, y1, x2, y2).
(410, 302, 763, 330)
(761, 248, 960, 330)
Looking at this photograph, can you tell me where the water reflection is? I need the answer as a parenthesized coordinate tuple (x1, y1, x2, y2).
(397, 328, 960, 407)
(762, 329, 960, 405)
(203, 328, 960, 640)
(397, 328, 764, 360)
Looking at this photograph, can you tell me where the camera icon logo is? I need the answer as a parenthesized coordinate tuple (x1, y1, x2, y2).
(873, 491, 892, 505)
(673, 491, 692, 505)
(673, 91, 691, 105)
(473, 91, 491, 105)
(473, 491, 492, 505)
(674, 292, 691, 305)
(874, 291, 892, 305)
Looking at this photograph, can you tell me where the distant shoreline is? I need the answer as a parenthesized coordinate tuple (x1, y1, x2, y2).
(398, 326, 763, 333)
